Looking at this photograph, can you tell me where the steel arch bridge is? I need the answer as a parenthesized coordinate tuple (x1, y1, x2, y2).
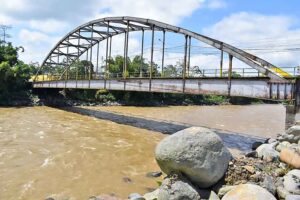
(33, 16, 296, 101)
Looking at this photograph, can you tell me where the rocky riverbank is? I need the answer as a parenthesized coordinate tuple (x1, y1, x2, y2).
(87, 124, 300, 200)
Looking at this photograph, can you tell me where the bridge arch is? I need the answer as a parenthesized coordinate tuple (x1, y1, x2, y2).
(36, 16, 287, 82)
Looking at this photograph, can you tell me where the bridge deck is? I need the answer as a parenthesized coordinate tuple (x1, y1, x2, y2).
(33, 78, 294, 100)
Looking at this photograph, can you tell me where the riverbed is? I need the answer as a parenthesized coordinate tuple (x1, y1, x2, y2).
(0, 104, 287, 199)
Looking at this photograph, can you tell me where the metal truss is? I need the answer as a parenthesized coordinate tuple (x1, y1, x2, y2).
(37, 16, 288, 82)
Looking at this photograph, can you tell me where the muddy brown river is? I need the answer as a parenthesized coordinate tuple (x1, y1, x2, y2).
(0, 104, 287, 199)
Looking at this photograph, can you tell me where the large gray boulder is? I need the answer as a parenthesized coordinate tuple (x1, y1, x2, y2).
(158, 175, 201, 200)
(155, 127, 232, 188)
(221, 184, 276, 200)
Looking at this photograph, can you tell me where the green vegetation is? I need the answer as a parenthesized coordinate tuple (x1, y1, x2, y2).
(0, 41, 36, 105)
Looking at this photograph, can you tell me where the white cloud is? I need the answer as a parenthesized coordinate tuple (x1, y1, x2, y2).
(95, 0, 205, 25)
(29, 19, 69, 33)
(206, 0, 227, 9)
(203, 12, 300, 68)
(18, 29, 59, 63)
(0, 0, 206, 64)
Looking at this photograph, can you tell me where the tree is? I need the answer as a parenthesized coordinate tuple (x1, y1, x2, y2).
(0, 41, 37, 103)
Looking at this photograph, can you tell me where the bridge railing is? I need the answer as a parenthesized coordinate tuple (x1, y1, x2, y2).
(33, 66, 299, 82)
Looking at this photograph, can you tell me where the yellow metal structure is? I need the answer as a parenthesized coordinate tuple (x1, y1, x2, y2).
(270, 67, 292, 78)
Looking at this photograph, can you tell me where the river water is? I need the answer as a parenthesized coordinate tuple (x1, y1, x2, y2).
(0, 104, 287, 199)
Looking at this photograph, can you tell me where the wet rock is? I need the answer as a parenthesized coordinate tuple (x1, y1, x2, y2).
(256, 143, 279, 162)
(217, 185, 237, 198)
(280, 148, 300, 169)
(208, 191, 220, 200)
(261, 175, 276, 195)
(252, 141, 263, 150)
(158, 174, 201, 200)
(286, 194, 300, 200)
(143, 189, 159, 200)
(128, 193, 145, 200)
(155, 127, 231, 188)
(221, 184, 276, 200)
(284, 170, 300, 195)
(146, 171, 162, 178)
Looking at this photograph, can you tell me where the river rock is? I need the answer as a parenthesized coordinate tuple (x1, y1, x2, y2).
(287, 126, 300, 136)
(143, 189, 159, 200)
(209, 191, 220, 200)
(221, 184, 276, 200)
(286, 195, 300, 200)
(284, 170, 300, 195)
(128, 193, 145, 200)
(256, 143, 279, 162)
(280, 148, 300, 169)
(158, 175, 201, 200)
(155, 127, 232, 188)
(217, 185, 237, 198)
(93, 195, 122, 200)
(276, 141, 292, 152)
(146, 171, 162, 178)
(252, 141, 263, 150)
(261, 175, 276, 195)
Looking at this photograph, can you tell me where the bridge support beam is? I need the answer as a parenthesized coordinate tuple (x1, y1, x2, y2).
(294, 78, 300, 113)
(187, 36, 191, 77)
(161, 30, 165, 77)
(220, 50, 223, 77)
(150, 26, 155, 91)
(140, 30, 144, 78)
(228, 54, 233, 96)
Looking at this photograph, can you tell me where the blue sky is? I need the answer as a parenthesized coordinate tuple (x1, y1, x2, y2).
(0, 0, 299, 69)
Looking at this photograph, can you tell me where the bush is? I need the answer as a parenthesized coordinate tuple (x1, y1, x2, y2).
(95, 89, 116, 102)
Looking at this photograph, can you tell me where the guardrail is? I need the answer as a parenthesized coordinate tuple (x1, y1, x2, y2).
(32, 66, 299, 82)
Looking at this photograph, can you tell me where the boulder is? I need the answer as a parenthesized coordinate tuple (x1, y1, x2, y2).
(256, 143, 279, 162)
(158, 175, 201, 200)
(155, 127, 231, 188)
(280, 148, 300, 169)
(284, 170, 300, 195)
(221, 184, 276, 200)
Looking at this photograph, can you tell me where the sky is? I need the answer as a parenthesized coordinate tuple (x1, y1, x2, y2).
(0, 0, 300, 70)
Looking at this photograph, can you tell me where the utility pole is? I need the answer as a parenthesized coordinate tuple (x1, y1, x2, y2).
(0, 24, 12, 43)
